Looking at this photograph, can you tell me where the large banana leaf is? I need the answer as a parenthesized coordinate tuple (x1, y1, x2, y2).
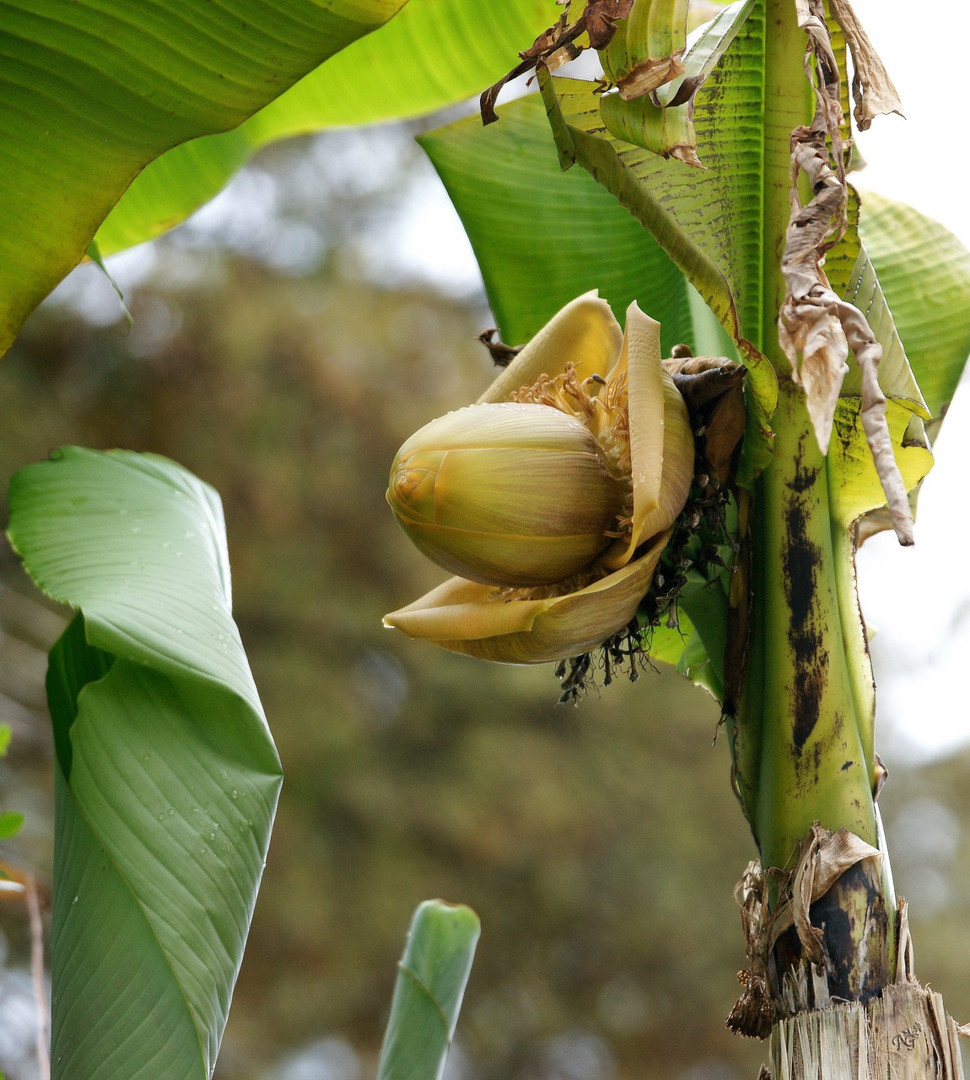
(535, 8, 949, 507)
(858, 190, 970, 429)
(423, 99, 968, 468)
(7, 448, 281, 1080)
(419, 93, 737, 358)
(433, 0, 778, 475)
(537, 11, 788, 476)
(0, 0, 406, 357)
(94, 0, 555, 257)
(422, 46, 969, 438)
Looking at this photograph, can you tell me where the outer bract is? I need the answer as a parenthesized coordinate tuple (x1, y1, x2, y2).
(384, 292, 694, 664)
(387, 402, 624, 587)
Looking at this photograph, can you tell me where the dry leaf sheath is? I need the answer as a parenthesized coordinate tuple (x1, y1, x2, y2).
(779, 0, 914, 544)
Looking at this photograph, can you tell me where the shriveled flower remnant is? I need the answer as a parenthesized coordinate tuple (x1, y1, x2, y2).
(383, 292, 697, 666)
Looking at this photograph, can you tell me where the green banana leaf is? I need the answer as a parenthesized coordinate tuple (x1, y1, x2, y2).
(419, 93, 738, 357)
(7, 448, 281, 1080)
(424, 99, 963, 537)
(0, 0, 409, 359)
(422, 45, 969, 441)
(94, 0, 555, 257)
(376, 900, 481, 1080)
(538, 28, 783, 476)
(858, 190, 970, 429)
(540, 16, 957, 503)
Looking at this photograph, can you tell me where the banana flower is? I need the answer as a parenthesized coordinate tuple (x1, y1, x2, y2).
(384, 293, 695, 664)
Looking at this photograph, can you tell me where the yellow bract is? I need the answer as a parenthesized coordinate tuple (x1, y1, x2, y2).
(383, 292, 694, 664)
(388, 402, 624, 587)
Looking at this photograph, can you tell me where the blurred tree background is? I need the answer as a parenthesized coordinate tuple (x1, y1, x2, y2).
(0, 124, 968, 1080)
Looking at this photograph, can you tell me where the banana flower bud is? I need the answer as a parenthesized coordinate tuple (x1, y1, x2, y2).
(384, 293, 695, 664)
(388, 403, 623, 587)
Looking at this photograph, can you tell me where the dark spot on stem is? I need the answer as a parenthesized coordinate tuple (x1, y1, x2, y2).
(782, 491, 825, 752)
(789, 459, 819, 494)
(810, 862, 891, 1001)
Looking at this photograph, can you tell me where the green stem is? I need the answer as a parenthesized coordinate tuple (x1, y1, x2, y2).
(737, 382, 896, 999)
(760, 0, 811, 353)
(753, 383, 878, 867)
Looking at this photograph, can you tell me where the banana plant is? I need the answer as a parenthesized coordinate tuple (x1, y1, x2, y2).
(4, 0, 970, 1077)
(392, 0, 970, 1073)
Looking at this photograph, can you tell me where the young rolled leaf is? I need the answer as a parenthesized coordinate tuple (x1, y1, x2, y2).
(376, 900, 481, 1080)
(598, 0, 753, 164)
(7, 448, 282, 1080)
(599, 90, 699, 166)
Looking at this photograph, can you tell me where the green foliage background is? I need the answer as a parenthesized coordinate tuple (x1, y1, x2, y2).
(1, 132, 968, 1080)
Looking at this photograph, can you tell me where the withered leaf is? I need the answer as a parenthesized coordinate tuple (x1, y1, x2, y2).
(584, 0, 634, 50)
(666, 356, 746, 490)
(827, 0, 903, 130)
(780, 0, 914, 544)
(480, 0, 635, 124)
(480, 10, 586, 125)
(666, 356, 745, 411)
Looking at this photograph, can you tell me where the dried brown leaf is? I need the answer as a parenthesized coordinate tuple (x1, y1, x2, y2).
(480, 12, 585, 124)
(779, 1, 914, 544)
(790, 828, 827, 968)
(585, 0, 634, 50)
(765, 825, 884, 967)
(480, 0, 631, 124)
(666, 356, 746, 487)
(779, 294, 849, 452)
(895, 898, 916, 984)
(838, 296, 915, 544)
(616, 53, 687, 100)
(827, 0, 903, 130)
(665, 355, 745, 410)
(730, 828, 883, 991)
